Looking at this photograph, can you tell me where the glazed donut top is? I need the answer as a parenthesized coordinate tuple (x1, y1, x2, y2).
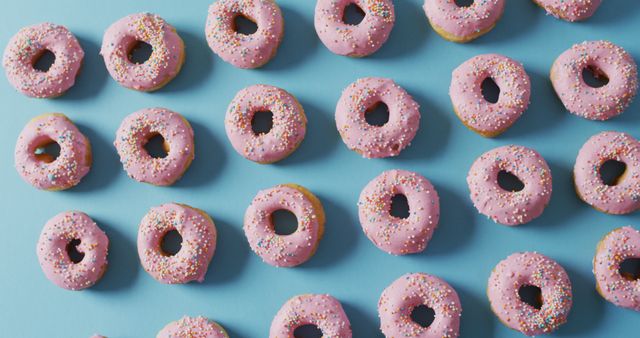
(423, 0, 505, 39)
(535, 0, 602, 22)
(270, 294, 352, 338)
(3, 23, 84, 98)
(157, 316, 228, 338)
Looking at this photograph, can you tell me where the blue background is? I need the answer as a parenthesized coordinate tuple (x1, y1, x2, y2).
(1, 0, 638, 337)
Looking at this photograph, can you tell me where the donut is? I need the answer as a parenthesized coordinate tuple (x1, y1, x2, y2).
(574, 131, 640, 214)
(225, 84, 306, 164)
(137, 203, 216, 284)
(36, 211, 108, 291)
(244, 184, 325, 267)
(206, 0, 284, 69)
(467, 145, 552, 226)
(114, 107, 194, 186)
(379, 273, 461, 337)
(533, 0, 602, 22)
(157, 316, 229, 338)
(314, 0, 395, 57)
(270, 294, 352, 337)
(488, 252, 573, 336)
(3, 23, 84, 98)
(358, 170, 440, 255)
(593, 226, 640, 311)
(89, 335, 106, 338)
(15, 113, 91, 191)
(336, 77, 420, 158)
(423, 0, 505, 43)
(450, 54, 531, 137)
(101, 13, 185, 91)
(551, 40, 638, 121)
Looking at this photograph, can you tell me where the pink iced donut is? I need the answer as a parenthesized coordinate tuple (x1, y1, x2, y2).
(336, 77, 420, 158)
(36, 211, 109, 291)
(244, 184, 325, 267)
(225, 84, 306, 164)
(206, 0, 284, 69)
(423, 0, 505, 43)
(358, 170, 440, 255)
(314, 0, 395, 57)
(533, 0, 602, 22)
(467, 145, 552, 226)
(15, 113, 91, 191)
(551, 40, 638, 121)
(157, 316, 229, 338)
(450, 54, 531, 137)
(574, 131, 640, 214)
(101, 13, 185, 91)
(114, 107, 194, 186)
(137, 203, 216, 284)
(488, 252, 573, 336)
(594, 226, 640, 311)
(3, 23, 84, 98)
(378, 273, 462, 338)
(270, 294, 352, 337)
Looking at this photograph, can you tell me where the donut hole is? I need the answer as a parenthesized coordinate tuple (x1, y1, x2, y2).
(233, 14, 258, 35)
(342, 3, 366, 26)
(293, 324, 323, 338)
(128, 40, 153, 64)
(32, 49, 55, 72)
(518, 285, 543, 310)
(599, 159, 626, 186)
(619, 258, 640, 281)
(497, 170, 525, 192)
(454, 0, 475, 7)
(481, 77, 500, 104)
(66, 238, 85, 264)
(365, 102, 390, 127)
(410, 305, 436, 328)
(34, 139, 61, 163)
(161, 229, 183, 256)
(144, 133, 169, 159)
(272, 209, 298, 236)
(582, 65, 609, 88)
(251, 111, 274, 135)
(390, 194, 410, 219)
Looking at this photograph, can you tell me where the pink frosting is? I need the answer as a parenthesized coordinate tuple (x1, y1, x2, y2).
(593, 226, 640, 311)
(423, 0, 505, 42)
(467, 145, 552, 226)
(336, 77, 420, 158)
(114, 107, 194, 186)
(157, 316, 229, 338)
(206, 0, 284, 69)
(574, 131, 640, 214)
(101, 13, 184, 91)
(358, 170, 440, 255)
(225, 84, 306, 164)
(450, 54, 531, 137)
(15, 113, 91, 191)
(244, 184, 324, 267)
(314, 0, 395, 57)
(137, 203, 216, 284)
(488, 252, 573, 336)
(378, 273, 462, 338)
(533, 0, 602, 22)
(3, 23, 83, 98)
(36, 211, 109, 291)
(270, 294, 352, 337)
(551, 40, 638, 121)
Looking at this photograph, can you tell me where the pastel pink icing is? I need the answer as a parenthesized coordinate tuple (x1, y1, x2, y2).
(423, 0, 505, 42)
(358, 170, 440, 255)
(206, 0, 284, 69)
(157, 316, 229, 338)
(593, 226, 640, 311)
(467, 145, 552, 226)
(488, 252, 573, 336)
(137, 203, 216, 284)
(15, 113, 91, 191)
(244, 185, 324, 267)
(551, 40, 638, 121)
(101, 13, 184, 91)
(270, 294, 352, 337)
(114, 107, 194, 186)
(36, 211, 108, 291)
(225, 84, 306, 164)
(378, 273, 462, 338)
(336, 77, 420, 158)
(450, 54, 531, 136)
(574, 131, 640, 214)
(314, 0, 395, 57)
(534, 0, 602, 22)
(3, 23, 84, 98)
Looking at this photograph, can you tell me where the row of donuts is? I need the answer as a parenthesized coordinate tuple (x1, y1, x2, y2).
(3, 0, 605, 98)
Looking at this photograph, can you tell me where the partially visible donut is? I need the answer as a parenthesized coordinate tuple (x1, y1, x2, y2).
(157, 316, 229, 338)
(270, 294, 352, 337)
(533, 0, 602, 22)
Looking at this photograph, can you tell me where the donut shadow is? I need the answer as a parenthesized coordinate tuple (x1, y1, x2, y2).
(162, 30, 214, 93)
(57, 35, 109, 101)
(454, 283, 496, 337)
(588, 0, 640, 25)
(262, 6, 318, 71)
(473, 0, 540, 45)
(90, 217, 139, 292)
(555, 261, 605, 335)
(369, 0, 429, 60)
(199, 216, 250, 285)
(216, 321, 251, 338)
(172, 120, 227, 188)
(341, 301, 384, 337)
(424, 184, 475, 256)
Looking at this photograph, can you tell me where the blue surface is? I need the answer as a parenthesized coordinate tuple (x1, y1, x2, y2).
(1, 1, 639, 337)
